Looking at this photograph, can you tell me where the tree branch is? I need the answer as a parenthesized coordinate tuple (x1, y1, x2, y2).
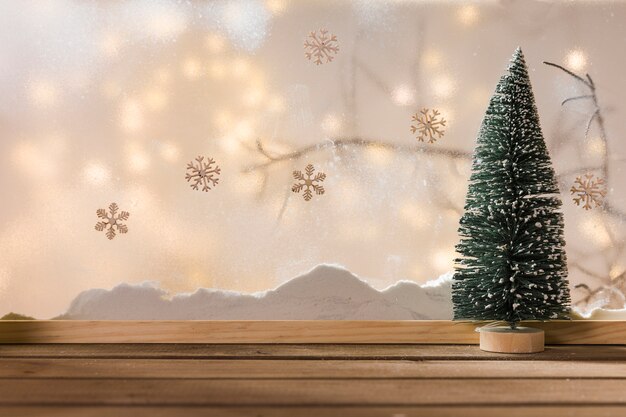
(244, 138, 471, 173)
(545, 60, 626, 310)
(561, 94, 594, 106)
(543, 61, 593, 89)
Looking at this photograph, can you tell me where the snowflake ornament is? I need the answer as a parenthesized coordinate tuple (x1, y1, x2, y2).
(410, 108, 447, 143)
(292, 164, 326, 201)
(95, 203, 129, 240)
(303, 29, 339, 65)
(570, 173, 607, 210)
(185, 156, 221, 192)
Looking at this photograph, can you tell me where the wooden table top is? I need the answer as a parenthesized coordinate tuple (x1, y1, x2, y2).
(0, 344, 625, 416)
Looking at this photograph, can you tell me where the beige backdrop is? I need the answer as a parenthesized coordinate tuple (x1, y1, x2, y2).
(0, 0, 624, 318)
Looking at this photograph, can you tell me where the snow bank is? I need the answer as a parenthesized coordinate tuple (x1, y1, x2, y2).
(571, 307, 626, 320)
(59, 264, 453, 320)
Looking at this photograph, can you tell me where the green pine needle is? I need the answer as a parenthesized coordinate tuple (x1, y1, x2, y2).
(452, 48, 571, 326)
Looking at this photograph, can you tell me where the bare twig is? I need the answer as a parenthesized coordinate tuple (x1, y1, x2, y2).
(573, 275, 625, 309)
(543, 61, 593, 88)
(545, 60, 626, 310)
(244, 138, 471, 173)
(561, 94, 593, 106)
(585, 108, 600, 139)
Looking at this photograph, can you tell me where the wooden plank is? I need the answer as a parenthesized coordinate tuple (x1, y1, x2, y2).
(1, 344, 625, 360)
(0, 321, 476, 344)
(1, 358, 626, 379)
(0, 320, 624, 344)
(1, 378, 625, 405)
(1, 406, 626, 417)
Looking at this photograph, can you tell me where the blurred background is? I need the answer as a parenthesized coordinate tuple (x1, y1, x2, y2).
(0, 0, 624, 318)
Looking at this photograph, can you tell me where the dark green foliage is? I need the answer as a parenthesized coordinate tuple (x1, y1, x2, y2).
(452, 48, 570, 327)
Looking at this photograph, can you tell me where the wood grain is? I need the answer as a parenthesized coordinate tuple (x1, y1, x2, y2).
(0, 320, 624, 344)
(480, 326, 544, 353)
(1, 358, 625, 379)
(1, 344, 624, 415)
(2, 344, 626, 360)
(1, 378, 625, 405)
(1, 407, 626, 417)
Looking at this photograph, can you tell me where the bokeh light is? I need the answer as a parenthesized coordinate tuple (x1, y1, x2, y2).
(391, 84, 416, 106)
(565, 49, 588, 71)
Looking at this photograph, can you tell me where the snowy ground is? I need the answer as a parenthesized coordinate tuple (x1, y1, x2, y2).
(60, 264, 453, 320)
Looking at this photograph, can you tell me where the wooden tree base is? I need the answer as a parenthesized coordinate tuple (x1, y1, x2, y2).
(479, 326, 545, 353)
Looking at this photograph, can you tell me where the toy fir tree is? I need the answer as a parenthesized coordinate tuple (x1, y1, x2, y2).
(452, 48, 571, 335)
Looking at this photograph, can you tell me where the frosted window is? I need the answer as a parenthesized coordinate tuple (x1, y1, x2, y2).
(0, 0, 624, 319)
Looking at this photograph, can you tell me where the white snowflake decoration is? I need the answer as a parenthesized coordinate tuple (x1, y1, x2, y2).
(95, 203, 129, 240)
(185, 156, 221, 192)
(292, 164, 326, 201)
(570, 173, 607, 210)
(303, 29, 339, 65)
(410, 108, 447, 143)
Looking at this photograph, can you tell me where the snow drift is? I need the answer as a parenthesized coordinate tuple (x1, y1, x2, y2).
(60, 264, 453, 320)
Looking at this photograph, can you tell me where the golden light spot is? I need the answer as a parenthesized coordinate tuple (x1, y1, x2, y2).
(209, 61, 226, 79)
(243, 87, 265, 107)
(610, 263, 626, 280)
(234, 120, 253, 140)
(565, 49, 587, 71)
(248, 71, 267, 87)
(265, 0, 287, 15)
(143, 88, 168, 111)
(364, 146, 393, 167)
(146, 10, 187, 39)
(422, 49, 442, 69)
(82, 161, 111, 185)
(186, 269, 214, 290)
(409, 263, 422, 280)
(120, 99, 144, 133)
(12, 135, 66, 179)
(232, 58, 250, 78)
(586, 136, 606, 157)
(220, 135, 242, 155)
(437, 107, 454, 123)
(182, 58, 202, 80)
(126, 142, 150, 173)
(579, 216, 612, 248)
(268, 95, 286, 113)
(12, 141, 52, 178)
(456, 5, 479, 26)
(321, 113, 343, 136)
(129, 153, 150, 173)
(29, 79, 58, 108)
(391, 84, 416, 106)
(399, 201, 433, 230)
(431, 76, 455, 99)
(213, 109, 233, 131)
(159, 142, 180, 163)
(432, 248, 455, 272)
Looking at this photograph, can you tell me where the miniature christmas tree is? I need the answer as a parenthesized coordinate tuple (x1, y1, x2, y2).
(452, 48, 571, 331)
